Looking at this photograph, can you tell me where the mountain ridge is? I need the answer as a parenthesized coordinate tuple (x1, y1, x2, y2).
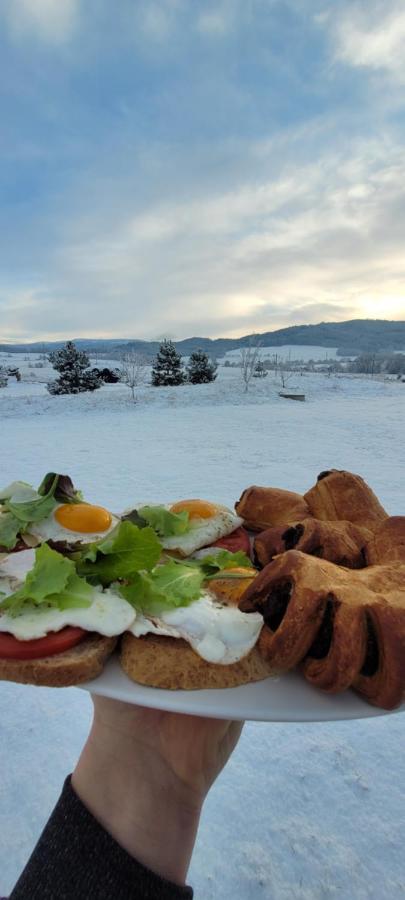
(1, 319, 405, 357)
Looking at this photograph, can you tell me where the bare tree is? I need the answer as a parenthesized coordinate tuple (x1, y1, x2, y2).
(277, 365, 295, 389)
(120, 351, 147, 403)
(239, 339, 261, 392)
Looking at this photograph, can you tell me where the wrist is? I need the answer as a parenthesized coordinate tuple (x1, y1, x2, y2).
(72, 721, 202, 885)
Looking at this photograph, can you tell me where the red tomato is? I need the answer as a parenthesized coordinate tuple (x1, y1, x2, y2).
(0, 627, 87, 660)
(212, 526, 252, 558)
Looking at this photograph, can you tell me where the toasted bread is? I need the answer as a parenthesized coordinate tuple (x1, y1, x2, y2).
(0, 633, 117, 687)
(120, 632, 273, 690)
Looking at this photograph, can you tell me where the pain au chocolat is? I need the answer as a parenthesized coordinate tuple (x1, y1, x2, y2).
(363, 517, 405, 565)
(235, 486, 311, 531)
(304, 469, 388, 533)
(253, 518, 372, 569)
(239, 550, 405, 709)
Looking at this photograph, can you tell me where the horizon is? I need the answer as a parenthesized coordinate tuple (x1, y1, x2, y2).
(1, 316, 405, 348)
(1, 2, 405, 342)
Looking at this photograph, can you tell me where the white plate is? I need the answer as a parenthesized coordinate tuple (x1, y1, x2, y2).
(80, 656, 405, 722)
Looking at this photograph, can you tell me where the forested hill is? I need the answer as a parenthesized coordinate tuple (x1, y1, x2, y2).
(1, 319, 405, 356)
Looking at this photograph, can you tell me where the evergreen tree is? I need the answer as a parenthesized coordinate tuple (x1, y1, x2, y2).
(47, 341, 102, 395)
(0, 367, 8, 388)
(186, 349, 217, 384)
(252, 360, 267, 378)
(151, 340, 186, 386)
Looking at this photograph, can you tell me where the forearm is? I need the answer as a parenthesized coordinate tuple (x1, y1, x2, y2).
(72, 722, 202, 885)
(9, 776, 193, 900)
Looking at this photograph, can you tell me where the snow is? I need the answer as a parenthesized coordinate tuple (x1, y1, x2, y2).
(1, 364, 405, 898)
(223, 344, 345, 363)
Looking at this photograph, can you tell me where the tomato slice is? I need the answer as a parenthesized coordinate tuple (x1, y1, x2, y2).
(212, 526, 252, 558)
(0, 627, 87, 660)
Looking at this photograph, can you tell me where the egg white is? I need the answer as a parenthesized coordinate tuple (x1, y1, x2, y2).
(0, 551, 135, 640)
(25, 503, 120, 545)
(129, 591, 263, 664)
(130, 502, 243, 557)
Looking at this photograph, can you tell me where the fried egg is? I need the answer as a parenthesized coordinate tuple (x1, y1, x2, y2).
(25, 502, 119, 546)
(0, 550, 135, 639)
(129, 591, 263, 664)
(152, 499, 243, 557)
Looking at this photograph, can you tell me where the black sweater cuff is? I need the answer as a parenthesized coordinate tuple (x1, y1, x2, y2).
(10, 776, 193, 899)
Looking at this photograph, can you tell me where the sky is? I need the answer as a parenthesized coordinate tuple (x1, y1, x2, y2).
(1, 0, 405, 342)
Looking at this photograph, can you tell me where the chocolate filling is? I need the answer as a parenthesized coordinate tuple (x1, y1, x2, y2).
(317, 470, 333, 481)
(307, 595, 336, 659)
(252, 545, 263, 569)
(282, 524, 305, 550)
(261, 579, 293, 631)
(360, 612, 379, 677)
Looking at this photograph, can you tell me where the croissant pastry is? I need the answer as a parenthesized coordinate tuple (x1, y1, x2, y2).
(235, 486, 311, 531)
(304, 469, 388, 533)
(240, 550, 405, 708)
(253, 518, 372, 569)
(364, 517, 405, 565)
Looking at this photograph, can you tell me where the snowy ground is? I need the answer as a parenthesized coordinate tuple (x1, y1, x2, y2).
(1, 366, 404, 898)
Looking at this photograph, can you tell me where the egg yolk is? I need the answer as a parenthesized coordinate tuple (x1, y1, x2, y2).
(54, 503, 112, 534)
(170, 499, 218, 520)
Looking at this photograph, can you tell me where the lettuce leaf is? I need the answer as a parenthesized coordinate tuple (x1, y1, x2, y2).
(191, 549, 252, 577)
(0, 543, 93, 615)
(133, 505, 190, 537)
(0, 481, 32, 502)
(0, 472, 82, 529)
(76, 520, 162, 586)
(38, 472, 83, 504)
(120, 559, 205, 614)
(0, 512, 22, 550)
(2, 475, 61, 524)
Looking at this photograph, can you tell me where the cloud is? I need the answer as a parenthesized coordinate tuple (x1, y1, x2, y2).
(2, 123, 404, 342)
(319, 1, 405, 83)
(2, 0, 80, 44)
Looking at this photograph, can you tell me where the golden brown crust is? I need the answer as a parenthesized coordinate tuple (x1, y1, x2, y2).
(364, 516, 405, 565)
(239, 550, 405, 708)
(120, 633, 274, 690)
(353, 605, 405, 709)
(301, 603, 367, 693)
(240, 551, 329, 670)
(254, 518, 372, 569)
(304, 470, 388, 532)
(235, 486, 311, 531)
(0, 634, 117, 687)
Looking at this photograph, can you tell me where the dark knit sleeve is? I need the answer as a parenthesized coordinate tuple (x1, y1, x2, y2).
(9, 776, 193, 900)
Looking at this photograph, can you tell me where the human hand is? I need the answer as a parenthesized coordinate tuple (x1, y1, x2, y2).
(72, 696, 243, 885)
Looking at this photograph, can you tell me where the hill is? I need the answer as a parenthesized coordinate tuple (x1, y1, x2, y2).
(1, 319, 404, 357)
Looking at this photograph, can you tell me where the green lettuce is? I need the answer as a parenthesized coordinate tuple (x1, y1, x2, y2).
(118, 549, 254, 615)
(0, 512, 22, 550)
(120, 558, 205, 615)
(0, 543, 93, 616)
(0, 472, 82, 530)
(191, 549, 252, 578)
(126, 505, 190, 538)
(75, 520, 162, 586)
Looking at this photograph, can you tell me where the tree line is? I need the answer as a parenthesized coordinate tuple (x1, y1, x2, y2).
(44, 340, 217, 399)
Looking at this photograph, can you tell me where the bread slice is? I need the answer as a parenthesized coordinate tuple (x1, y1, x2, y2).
(0, 634, 117, 687)
(120, 633, 273, 690)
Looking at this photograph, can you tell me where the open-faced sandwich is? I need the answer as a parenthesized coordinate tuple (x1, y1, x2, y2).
(1, 469, 404, 710)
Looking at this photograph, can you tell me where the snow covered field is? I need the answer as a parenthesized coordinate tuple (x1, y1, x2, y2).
(1, 366, 404, 898)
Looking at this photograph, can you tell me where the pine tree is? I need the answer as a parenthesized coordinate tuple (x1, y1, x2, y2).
(252, 360, 267, 378)
(47, 341, 102, 395)
(0, 367, 8, 388)
(186, 349, 217, 384)
(151, 340, 186, 386)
